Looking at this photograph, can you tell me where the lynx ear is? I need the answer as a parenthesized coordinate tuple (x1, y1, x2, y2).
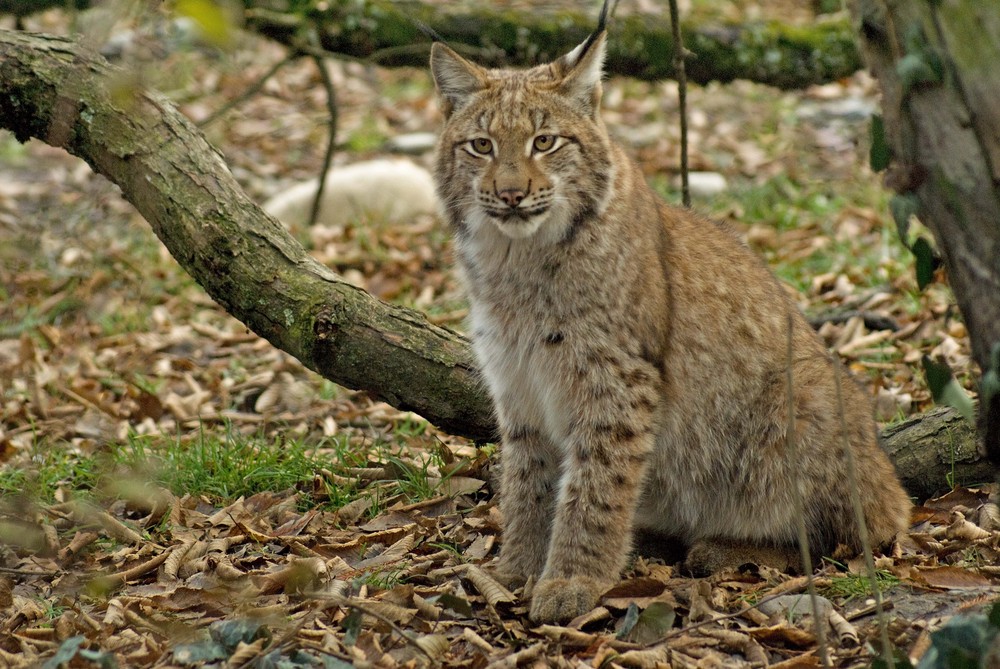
(430, 43, 488, 118)
(556, 31, 607, 118)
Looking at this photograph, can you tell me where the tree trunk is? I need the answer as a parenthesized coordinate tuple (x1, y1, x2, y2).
(851, 1, 1000, 459)
(0, 30, 988, 498)
(244, 0, 860, 90)
(0, 30, 495, 443)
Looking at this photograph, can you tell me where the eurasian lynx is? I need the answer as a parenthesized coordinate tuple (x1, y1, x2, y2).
(430, 26, 911, 623)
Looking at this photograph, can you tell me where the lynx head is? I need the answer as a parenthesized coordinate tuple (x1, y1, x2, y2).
(430, 33, 614, 241)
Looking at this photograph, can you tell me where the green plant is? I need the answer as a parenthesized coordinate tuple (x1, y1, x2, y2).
(819, 564, 899, 602)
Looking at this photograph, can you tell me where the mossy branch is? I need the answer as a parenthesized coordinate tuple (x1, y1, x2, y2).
(245, 0, 861, 90)
(0, 29, 495, 442)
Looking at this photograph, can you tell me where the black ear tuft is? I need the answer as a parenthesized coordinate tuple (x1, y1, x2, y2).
(577, 0, 616, 61)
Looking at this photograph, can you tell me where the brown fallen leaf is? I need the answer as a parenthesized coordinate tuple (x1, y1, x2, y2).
(746, 623, 816, 649)
(465, 565, 516, 607)
(913, 566, 999, 589)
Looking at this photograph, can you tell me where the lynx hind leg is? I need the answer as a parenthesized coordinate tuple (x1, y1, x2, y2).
(842, 430, 912, 551)
(684, 539, 799, 576)
(808, 375, 912, 553)
(789, 365, 912, 559)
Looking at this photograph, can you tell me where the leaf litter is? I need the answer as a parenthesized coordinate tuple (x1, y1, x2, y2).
(1, 3, 997, 667)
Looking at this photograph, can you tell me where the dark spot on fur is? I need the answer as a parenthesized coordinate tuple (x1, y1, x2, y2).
(561, 205, 596, 246)
(594, 422, 638, 442)
(623, 368, 651, 385)
(544, 332, 564, 345)
(505, 425, 539, 442)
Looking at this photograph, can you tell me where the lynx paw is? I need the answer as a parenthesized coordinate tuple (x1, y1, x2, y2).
(685, 539, 798, 576)
(529, 576, 606, 623)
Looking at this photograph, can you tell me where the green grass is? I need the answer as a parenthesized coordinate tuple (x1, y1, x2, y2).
(819, 561, 900, 602)
(0, 443, 103, 502)
(119, 426, 361, 507)
(356, 568, 407, 590)
(0, 419, 460, 516)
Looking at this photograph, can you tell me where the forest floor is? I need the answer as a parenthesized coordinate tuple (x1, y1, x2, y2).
(2, 2, 999, 668)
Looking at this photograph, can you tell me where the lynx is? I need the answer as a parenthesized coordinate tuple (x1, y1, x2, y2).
(430, 26, 911, 623)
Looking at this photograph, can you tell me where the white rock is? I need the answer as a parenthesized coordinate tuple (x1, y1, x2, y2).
(685, 171, 728, 197)
(384, 132, 439, 155)
(263, 159, 438, 229)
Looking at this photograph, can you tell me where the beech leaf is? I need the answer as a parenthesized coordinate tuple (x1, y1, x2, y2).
(922, 356, 975, 425)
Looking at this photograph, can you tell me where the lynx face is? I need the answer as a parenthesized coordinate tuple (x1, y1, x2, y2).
(431, 41, 614, 242)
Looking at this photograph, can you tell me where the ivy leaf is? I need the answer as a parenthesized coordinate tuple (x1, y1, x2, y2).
(916, 610, 997, 669)
(870, 115, 892, 172)
(342, 609, 363, 647)
(889, 193, 919, 248)
(627, 601, 676, 644)
(989, 600, 1000, 630)
(981, 343, 1000, 413)
(615, 602, 641, 640)
(897, 53, 941, 95)
(433, 592, 473, 618)
(873, 651, 915, 669)
(210, 619, 270, 651)
(174, 0, 233, 48)
(923, 355, 975, 425)
(912, 236, 938, 289)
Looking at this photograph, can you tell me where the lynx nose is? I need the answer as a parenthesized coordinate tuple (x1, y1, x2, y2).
(497, 188, 526, 208)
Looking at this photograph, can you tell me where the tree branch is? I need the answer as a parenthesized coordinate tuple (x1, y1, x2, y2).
(0, 30, 495, 442)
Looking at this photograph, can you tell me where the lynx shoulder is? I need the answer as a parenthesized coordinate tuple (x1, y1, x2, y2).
(430, 30, 911, 624)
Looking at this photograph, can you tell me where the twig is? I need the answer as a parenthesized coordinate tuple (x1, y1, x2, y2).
(198, 53, 297, 128)
(307, 51, 339, 228)
(667, 0, 690, 207)
(786, 314, 831, 669)
(624, 590, 825, 647)
(96, 550, 172, 590)
(0, 566, 61, 576)
(833, 359, 895, 669)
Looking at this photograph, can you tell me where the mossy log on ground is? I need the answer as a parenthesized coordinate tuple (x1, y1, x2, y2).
(0, 30, 987, 499)
(245, 0, 860, 90)
(881, 407, 991, 501)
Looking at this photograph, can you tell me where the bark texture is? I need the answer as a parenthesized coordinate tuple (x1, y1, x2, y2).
(882, 407, 991, 501)
(0, 30, 988, 497)
(851, 1, 1000, 458)
(245, 0, 860, 90)
(0, 30, 495, 442)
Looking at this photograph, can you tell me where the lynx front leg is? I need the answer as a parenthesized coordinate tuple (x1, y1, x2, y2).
(496, 425, 560, 585)
(530, 359, 659, 623)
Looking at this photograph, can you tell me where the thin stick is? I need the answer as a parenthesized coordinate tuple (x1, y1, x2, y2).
(832, 358, 895, 669)
(198, 53, 297, 128)
(786, 314, 831, 668)
(667, 0, 690, 207)
(307, 53, 339, 228)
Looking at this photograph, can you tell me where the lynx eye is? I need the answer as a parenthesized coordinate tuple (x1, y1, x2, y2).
(533, 135, 556, 152)
(470, 138, 494, 155)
